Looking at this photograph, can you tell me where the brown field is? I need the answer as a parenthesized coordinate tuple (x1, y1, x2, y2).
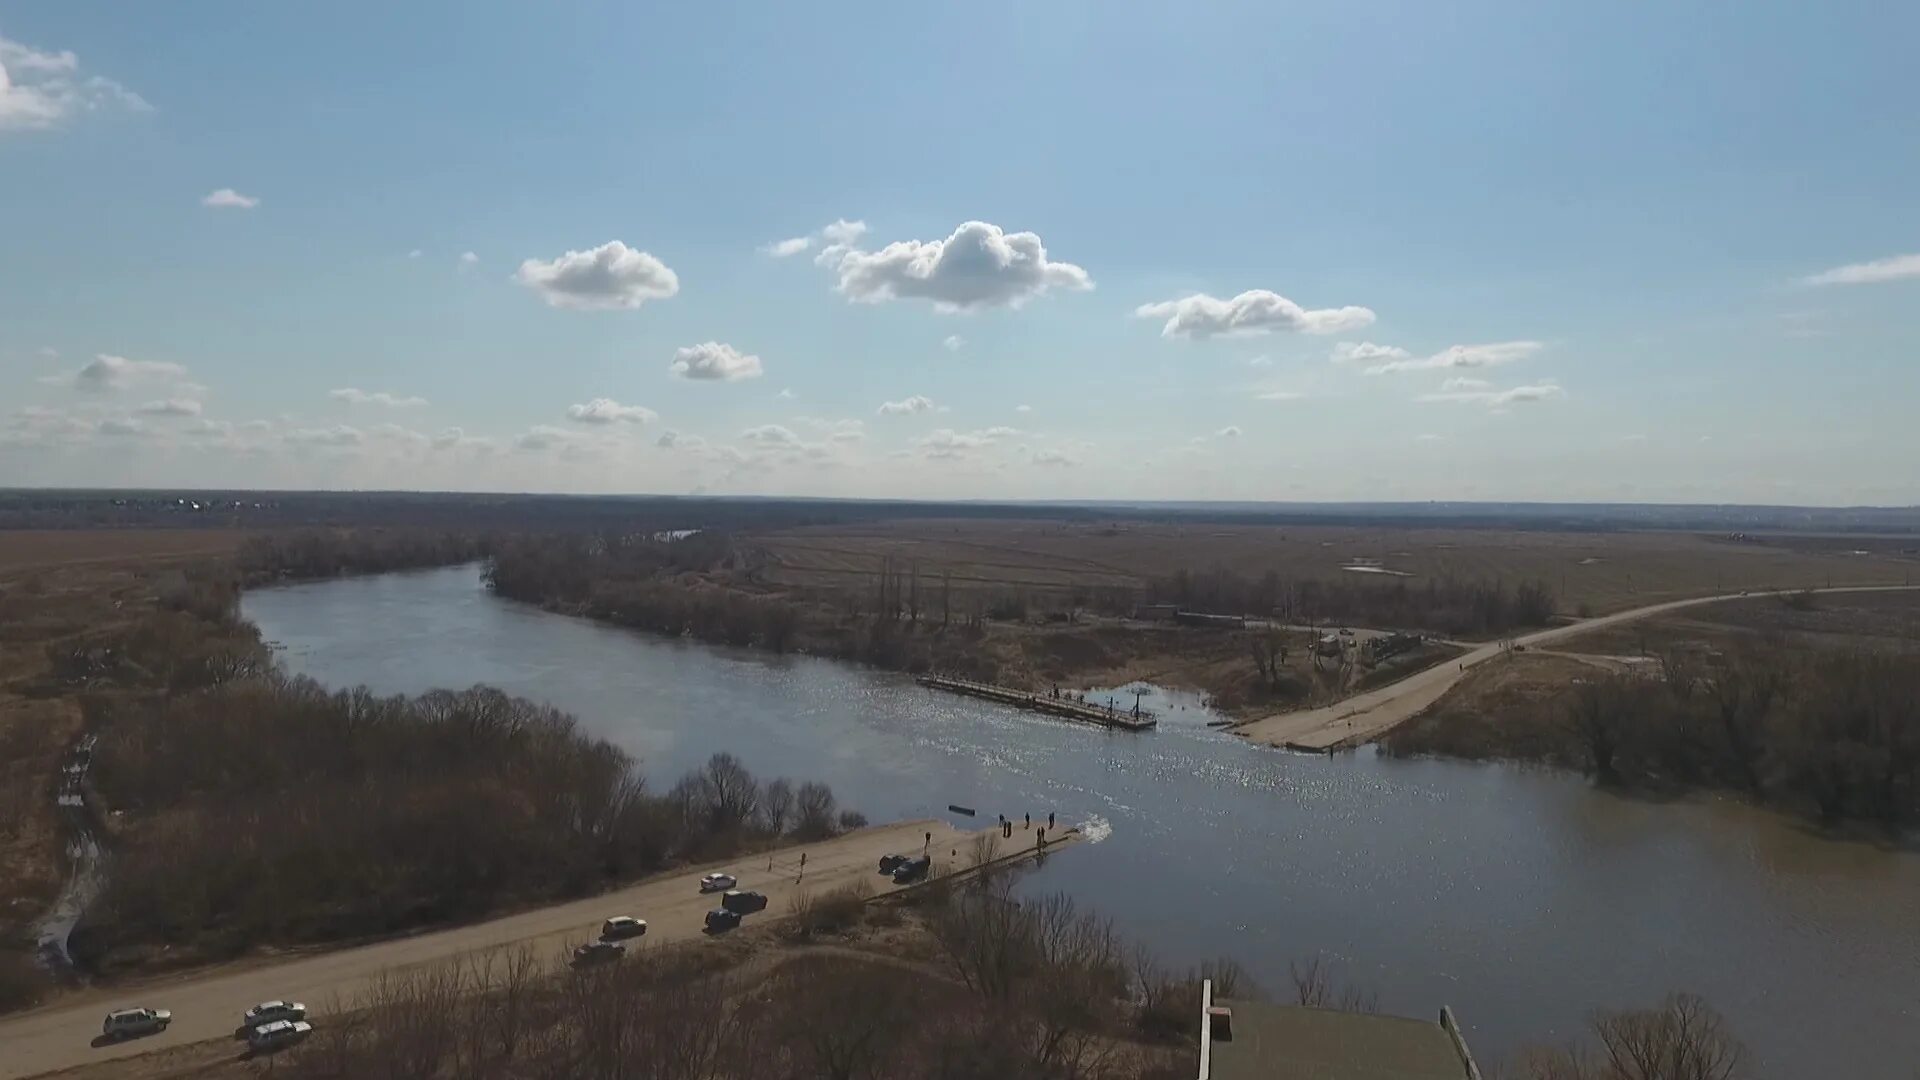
(752, 519, 1919, 616)
(1555, 588, 1920, 658)
(0, 530, 248, 573)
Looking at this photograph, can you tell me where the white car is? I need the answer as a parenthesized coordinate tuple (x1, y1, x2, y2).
(102, 1007, 170, 1040)
(600, 915, 647, 940)
(247, 1019, 313, 1052)
(242, 1000, 308, 1029)
(699, 872, 736, 893)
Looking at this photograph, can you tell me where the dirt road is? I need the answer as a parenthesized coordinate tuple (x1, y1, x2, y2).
(1233, 584, 1920, 751)
(0, 819, 1030, 1080)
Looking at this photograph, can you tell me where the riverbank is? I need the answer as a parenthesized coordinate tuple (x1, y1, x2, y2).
(0, 819, 1081, 1079)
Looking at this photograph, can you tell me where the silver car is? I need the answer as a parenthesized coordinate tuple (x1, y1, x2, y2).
(247, 1019, 312, 1052)
(242, 1000, 308, 1029)
(102, 1007, 171, 1040)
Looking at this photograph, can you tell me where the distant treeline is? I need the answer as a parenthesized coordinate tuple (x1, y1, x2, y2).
(1152, 567, 1557, 638)
(76, 674, 860, 972)
(1389, 644, 1920, 825)
(237, 528, 488, 584)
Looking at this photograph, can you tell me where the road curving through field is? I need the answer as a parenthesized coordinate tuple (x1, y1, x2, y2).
(1231, 584, 1920, 752)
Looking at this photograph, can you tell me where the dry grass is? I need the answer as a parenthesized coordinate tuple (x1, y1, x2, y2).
(753, 519, 1918, 615)
(1557, 589, 1920, 658)
(0, 529, 248, 572)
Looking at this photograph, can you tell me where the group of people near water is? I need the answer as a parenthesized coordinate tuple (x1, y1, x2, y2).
(995, 810, 1057, 847)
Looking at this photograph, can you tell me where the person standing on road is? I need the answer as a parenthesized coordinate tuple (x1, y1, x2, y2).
(1048, 812, 1055, 830)
(1024, 812, 1030, 829)
(924, 831, 931, 850)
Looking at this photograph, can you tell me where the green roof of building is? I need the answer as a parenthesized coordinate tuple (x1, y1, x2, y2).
(1208, 1000, 1474, 1080)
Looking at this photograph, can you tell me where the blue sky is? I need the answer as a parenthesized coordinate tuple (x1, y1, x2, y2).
(3, 1, 1916, 503)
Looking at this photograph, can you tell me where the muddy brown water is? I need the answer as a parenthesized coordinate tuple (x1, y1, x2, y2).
(243, 565, 1920, 1078)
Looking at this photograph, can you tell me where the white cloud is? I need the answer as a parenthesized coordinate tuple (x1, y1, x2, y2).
(1416, 433, 1446, 442)
(943, 335, 965, 352)
(135, 398, 202, 417)
(775, 388, 796, 400)
(877, 394, 936, 416)
(741, 424, 801, 447)
(513, 425, 574, 451)
(655, 430, 682, 449)
(1014, 404, 1032, 413)
(1136, 289, 1374, 339)
(201, 188, 258, 209)
(1330, 341, 1411, 365)
(1032, 448, 1078, 467)
(55, 353, 189, 392)
(1255, 390, 1304, 401)
(515, 241, 678, 310)
(566, 398, 657, 425)
(0, 33, 148, 133)
(94, 416, 145, 437)
(1216, 425, 1241, 439)
(1362, 341, 1543, 376)
(37, 346, 58, 359)
(912, 426, 1018, 460)
(1439, 376, 1490, 392)
(670, 341, 763, 381)
(1418, 381, 1566, 407)
(407, 249, 424, 259)
(329, 387, 428, 408)
(817, 220, 1092, 311)
(1803, 253, 1920, 287)
(763, 236, 812, 258)
(820, 219, 868, 247)
(284, 424, 365, 447)
(1247, 355, 1273, 368)
(459, 251, 479, 267)
(370, 423, 431, 447)
(797, 417, 866, 442)
(430, 426, 491, 451)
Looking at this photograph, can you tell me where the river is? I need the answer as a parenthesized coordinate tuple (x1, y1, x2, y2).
(243, 564, 1920, 1078)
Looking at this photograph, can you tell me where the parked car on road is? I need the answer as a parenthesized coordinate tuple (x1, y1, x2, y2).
(600, 915, 647, 940)
(892, 855, 932, 884)
(705, 907, 741, 932)
(571, 940, 626, 966)
(721, 889, 768, 914)
(102, 1007, 170, 1040)
(247, 1020, 312, 1052)
(700, 872, 737, 893)
(241, 1000, 307, 1029)
(878, 853, 910, 873)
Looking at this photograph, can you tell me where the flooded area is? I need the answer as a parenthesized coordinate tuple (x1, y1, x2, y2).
(243, 564, 1920, 1077)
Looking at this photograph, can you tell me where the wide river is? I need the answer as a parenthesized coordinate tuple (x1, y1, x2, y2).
(243, 564, 1920, 1078)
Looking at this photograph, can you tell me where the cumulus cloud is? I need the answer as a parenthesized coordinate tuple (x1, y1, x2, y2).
(1803, 253, 1920, 287)
(1360, 341, 1543, 375)
(1246, 355, 1273, 368)
(816, 220, 1092, 311)
(329, 387, 428, 408)
(1031, 447, 1078, 467)
(1255, 390, 1304, 401)
(566, 398, 657, 425)
(763, 236, 812, 258)
(52, 353, 189, 392)
(1135, 290, 1374, 339)
(912, 426, 1018, 460)
(1418, 381, 1566, 407)
(459, 251, 479, 267)
(515, 241, 678, 310)
(1215, 425, 1241, 439)
(1439, 376, 1490, 392)
(430, 426, 492, 451)
(775, 388, 796, 400)
(1330, 341, 1411, 365)
(943, 335, 965, 352)
(877, 394, 936, 416)
(135, 398, 202, 417)
(670, 341, 763, 381)
(513, 425, 576, 451)
(740, 424, 800, 447)
(0, 33, 148, 133)
(1014, 404, 1032, 413)
(284, 424, 365, 446)
(201, 188, 258, 209)
(94, 416, 145, 437)
(407, 249, 424, 259)
(797, 417, 866, 442)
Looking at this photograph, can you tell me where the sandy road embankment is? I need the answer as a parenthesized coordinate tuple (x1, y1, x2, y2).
(0, 818, 1070, 1079)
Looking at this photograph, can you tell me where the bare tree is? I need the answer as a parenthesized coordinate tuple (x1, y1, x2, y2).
(697, 752, 759, 832)
(1288, 955, 1378, 1013)
(760, 777, 795, 835)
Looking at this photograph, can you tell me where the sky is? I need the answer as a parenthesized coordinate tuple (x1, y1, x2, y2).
(2, 2, 1917, 505)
